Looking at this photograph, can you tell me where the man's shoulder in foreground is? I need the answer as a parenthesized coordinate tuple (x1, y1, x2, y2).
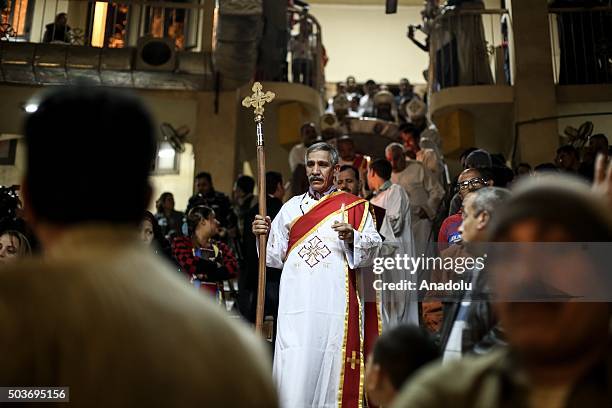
(391, 349, 508, 408)
(0, 246, 277, 406)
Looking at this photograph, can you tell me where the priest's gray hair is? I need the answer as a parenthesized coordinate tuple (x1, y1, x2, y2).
(469, 187, 512, 220)
(305, 142, 339, 167)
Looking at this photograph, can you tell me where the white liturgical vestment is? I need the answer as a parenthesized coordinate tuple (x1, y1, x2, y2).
(265, 190, 382, 408)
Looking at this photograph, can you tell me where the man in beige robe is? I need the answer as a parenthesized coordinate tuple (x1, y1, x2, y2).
(0, 86, 277, 407)
(386, 143, 445, 259)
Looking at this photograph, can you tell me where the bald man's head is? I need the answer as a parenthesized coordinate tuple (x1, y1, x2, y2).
(385, 142, 406, 171)
(459, 168, 482, 181)
(457, 168, 491, 199)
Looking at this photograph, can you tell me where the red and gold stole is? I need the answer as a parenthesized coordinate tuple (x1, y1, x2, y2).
(286, 191, 366, 257)
(286, 191, 381, 408)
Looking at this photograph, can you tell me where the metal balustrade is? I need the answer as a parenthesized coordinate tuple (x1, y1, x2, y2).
(0, 0, 209, 51)
(425, 6, 513, 94)
(548, 6, 612, 85)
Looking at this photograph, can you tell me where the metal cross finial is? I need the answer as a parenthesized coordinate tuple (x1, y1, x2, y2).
(242, 82, 275, 122)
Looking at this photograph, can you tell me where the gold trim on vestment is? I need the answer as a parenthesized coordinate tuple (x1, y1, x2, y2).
(376, 290, 383, 336)
(358, 201, 371, 407)
(357, 278, 365, 408)
(338, 260, 349, 407)
(288, 190, 344, 230)
(357, 202, 369, 233)
(288, 190, 360, 230)
(363, 203, 383, 336)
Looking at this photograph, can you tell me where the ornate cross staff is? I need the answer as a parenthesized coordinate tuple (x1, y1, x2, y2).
(242, 82, 275, 335)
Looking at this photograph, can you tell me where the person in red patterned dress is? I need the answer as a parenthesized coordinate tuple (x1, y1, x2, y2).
(172, 205, 238, 299)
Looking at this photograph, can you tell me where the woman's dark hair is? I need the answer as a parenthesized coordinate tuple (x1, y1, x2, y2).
(143, 211, 168, 246)
(235, 175, 255, 195)
(186, 205, 214, 236)
(143, 211, 173, 262)
(155, 192, 173, 214)
(266, 171, 283, 194)
(0, 230, 32, 257)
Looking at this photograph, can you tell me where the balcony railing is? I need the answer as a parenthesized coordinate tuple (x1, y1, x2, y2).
(0, 0, 210, 51)
(548, 6, 612, 85)
(424, 6, 513, 95)
(286, 5, 325, 95)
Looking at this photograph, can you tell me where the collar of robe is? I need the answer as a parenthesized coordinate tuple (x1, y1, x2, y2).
(376, 180, 393, 194)
(308, 185, 337, 200)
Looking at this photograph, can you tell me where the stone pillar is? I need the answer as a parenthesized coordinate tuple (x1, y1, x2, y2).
(511, 0, 558, 165)
(192, 90, 240, 195)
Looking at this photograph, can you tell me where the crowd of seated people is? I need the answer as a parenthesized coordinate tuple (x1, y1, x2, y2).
(325, 75, 423, 125)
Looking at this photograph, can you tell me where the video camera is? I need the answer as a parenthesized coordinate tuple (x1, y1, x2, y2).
(0, 185, 23, 233)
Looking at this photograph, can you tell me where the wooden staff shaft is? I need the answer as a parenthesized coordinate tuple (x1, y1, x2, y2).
(241, 82, 275, 337)
(255, 124, 267, 335)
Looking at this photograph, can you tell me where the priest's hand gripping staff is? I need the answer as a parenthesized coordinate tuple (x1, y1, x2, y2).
(242, 82, 276, 335)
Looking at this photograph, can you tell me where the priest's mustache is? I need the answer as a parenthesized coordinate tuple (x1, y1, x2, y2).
(309, 175, 324, 183)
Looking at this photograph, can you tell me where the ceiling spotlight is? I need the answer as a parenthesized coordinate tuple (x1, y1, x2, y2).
(23, 103, 38, 113)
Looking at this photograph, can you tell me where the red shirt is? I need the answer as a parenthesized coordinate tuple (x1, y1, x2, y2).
(172, 236, 238, 281)
(438, 213, 463, 252)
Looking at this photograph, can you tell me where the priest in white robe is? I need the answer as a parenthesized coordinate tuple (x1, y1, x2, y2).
(253, 143, 382, 408)
(366, 158, 419, 328)
(386, 143, 445, 260)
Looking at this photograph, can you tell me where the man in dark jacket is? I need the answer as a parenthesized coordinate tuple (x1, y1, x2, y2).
(187, 172, 233, 231)
(239, 171, 285, 347)
(439, 187, 510, 360)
